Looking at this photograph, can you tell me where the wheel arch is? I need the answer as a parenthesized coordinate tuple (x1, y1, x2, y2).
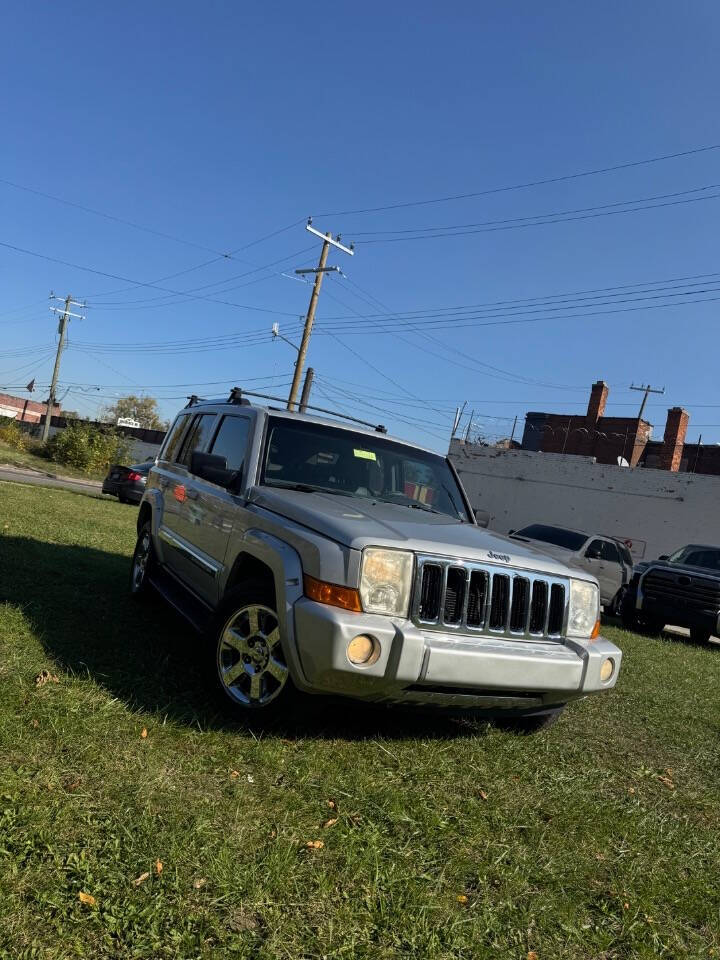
(137, 501, 152, 534)
(225, 552, 277, 608)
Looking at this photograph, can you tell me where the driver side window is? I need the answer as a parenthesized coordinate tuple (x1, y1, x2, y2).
(586, 539, 604, 558)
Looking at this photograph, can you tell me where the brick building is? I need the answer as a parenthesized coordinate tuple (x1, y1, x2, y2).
(521, 381, 652, 466)
(0, 391, 59, 424)
(520, 380, 718, 475)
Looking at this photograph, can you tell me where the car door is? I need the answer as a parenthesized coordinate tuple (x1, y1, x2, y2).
(175, 412, 253, 605)
(599, 539, 624, 603)
(582, 538, 613, 605)
(158, 412, 218, 591)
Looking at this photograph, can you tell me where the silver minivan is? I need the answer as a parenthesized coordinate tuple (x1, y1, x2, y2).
(509, 524, 633, 613)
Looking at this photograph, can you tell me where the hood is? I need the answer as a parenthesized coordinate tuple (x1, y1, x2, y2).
(509, 538, 577, 563)
(250, 487, 592, 580)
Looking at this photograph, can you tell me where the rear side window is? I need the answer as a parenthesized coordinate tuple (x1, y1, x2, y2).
(178, 414, 217, 467)
(209, 415, 251, 475)
(600, 541, 620, 563)
(160, 414, 189, 462)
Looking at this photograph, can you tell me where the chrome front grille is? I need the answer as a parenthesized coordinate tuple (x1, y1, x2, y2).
(412, 556, 569, 641)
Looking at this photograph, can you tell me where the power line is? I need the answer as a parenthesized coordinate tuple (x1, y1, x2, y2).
(317, 143, 720, 217)
(0, 237, 300, 316)
(353, 187, 720, 244)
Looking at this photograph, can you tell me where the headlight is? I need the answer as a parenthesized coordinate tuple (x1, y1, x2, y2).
(360, 548, 413, 617)
(568, 578, 600, 639)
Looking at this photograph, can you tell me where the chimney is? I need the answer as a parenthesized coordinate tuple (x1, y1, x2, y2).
(586, 380, 608, 424)
(658, 407, 689, 472)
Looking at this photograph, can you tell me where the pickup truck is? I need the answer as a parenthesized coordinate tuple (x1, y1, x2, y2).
(129, 389, 621, 729)
(622, 543, 720, 644)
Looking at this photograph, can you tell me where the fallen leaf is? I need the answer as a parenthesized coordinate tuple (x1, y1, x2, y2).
(658, 775, 675, 790)
(322, 817, 338, 829)
(230, 770, 240, 779)
(305, 840, 324, 850)
(78, 892, 96, 907)
(628, 787, 636, 795)
(457, 894, 468, 904)
(155, 859, 163, 875)
(527, 952, 539, 960)
(141, 728, 148, 739)
(35, 670, 59, 687)
(64, 778, 82, 792)
(192, 877, 207, 889)
(269, 828, 277, 839)
(623, 902, 630, 910)
(479, 790, 489, 801)
(31, 719, 39, 728)
(133, 872, 151, 887)
(228, 909, 257, 932)
(327, 799, 337, 810)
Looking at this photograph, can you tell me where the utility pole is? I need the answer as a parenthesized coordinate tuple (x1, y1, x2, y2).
(630, 383, 665, 421)
(299, 367, 314, 413)
(287, 219, 354, 411)
(42, 294, 86, 443)
(450, 401, 467, 442)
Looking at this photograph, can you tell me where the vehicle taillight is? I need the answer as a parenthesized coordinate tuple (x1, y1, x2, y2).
(128, 471, 143, 482)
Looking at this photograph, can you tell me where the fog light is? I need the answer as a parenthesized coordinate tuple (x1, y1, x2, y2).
(347, 634, 380, 666)
(600, 658, 615, 683)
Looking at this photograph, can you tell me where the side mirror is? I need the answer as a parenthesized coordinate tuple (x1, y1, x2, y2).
(190, 451, 231, 486)
(474, 509, 490, 528)
(658, 554, 669, 561)
(508, 529, 516, 536)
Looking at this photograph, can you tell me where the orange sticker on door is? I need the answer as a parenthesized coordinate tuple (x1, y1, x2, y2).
(173, 484, 186, 503)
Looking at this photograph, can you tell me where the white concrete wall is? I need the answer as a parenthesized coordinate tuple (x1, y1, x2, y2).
(449, 439, 720, 560)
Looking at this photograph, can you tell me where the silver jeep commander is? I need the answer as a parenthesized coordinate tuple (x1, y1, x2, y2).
(130, 389, 621, 730)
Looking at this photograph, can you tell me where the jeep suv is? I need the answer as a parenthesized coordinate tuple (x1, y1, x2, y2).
(129, 390, 621, 726)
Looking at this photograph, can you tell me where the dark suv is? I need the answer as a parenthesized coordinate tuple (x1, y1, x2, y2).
(622, 544, 720, 644)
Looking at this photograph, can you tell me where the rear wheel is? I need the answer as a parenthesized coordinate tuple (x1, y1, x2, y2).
(210, 581, 294, 715)
(129, 522, 155, 599)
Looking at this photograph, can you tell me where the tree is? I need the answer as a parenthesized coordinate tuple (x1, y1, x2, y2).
(101, 395, 167, 431)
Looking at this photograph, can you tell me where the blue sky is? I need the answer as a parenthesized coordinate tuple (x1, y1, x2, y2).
(1, 0, 718, 451)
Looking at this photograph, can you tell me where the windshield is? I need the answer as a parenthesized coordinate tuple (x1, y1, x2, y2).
(514, 524, 587, 551)
(261, 418, 469, 521)
(667, 545, 720, 570)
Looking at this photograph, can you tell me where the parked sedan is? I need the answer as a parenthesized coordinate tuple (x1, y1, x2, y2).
(102, 461, 152, 504)
(509, 523, 633, 613)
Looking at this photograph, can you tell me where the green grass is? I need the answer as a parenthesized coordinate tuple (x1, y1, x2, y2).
(0, 440, 104, 482)
(1, 481, 720, 959)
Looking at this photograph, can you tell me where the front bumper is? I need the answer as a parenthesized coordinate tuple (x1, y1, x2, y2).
(292, 598, 621, 709)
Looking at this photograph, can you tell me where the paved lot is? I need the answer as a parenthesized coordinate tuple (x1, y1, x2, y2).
(0, 464, 103, 497)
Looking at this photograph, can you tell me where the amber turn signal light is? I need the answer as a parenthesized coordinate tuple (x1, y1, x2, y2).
(590, 619, 601, 640)
(304, 575, 362, 613)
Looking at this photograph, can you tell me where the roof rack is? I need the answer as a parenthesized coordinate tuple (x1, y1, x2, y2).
(185, 394, 206, 407)
(227, 387, 387, 433)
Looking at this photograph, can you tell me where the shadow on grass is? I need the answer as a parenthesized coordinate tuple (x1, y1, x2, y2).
(0, 535, 486, 742)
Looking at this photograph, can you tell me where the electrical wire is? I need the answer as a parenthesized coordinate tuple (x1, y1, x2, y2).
(353, 187, 720, 244)
(0, 238, 301, 316)
(317, 143, 720, 217)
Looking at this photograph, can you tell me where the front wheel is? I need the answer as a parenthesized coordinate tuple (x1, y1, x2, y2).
(210, 581, 294, 714)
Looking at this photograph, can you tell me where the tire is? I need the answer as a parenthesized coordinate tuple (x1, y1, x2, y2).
(609, 587, 626, 618)
(209, 580, 294, 716)
(129, 522, 155, 600)
(690, 627, 712, 645)
(496, 705, 565, 734)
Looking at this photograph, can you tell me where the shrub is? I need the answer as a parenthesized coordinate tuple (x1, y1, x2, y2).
(45, 423, 132, 474)
(0, 417, 29, 451)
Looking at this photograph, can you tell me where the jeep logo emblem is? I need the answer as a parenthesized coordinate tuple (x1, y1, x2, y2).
(488, 551, 510, 563)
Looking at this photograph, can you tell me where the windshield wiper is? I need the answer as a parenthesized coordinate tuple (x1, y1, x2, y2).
(266, 482, 351, 497)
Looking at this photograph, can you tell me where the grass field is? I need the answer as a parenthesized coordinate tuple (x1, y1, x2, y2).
(1, 482, 720, 959)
